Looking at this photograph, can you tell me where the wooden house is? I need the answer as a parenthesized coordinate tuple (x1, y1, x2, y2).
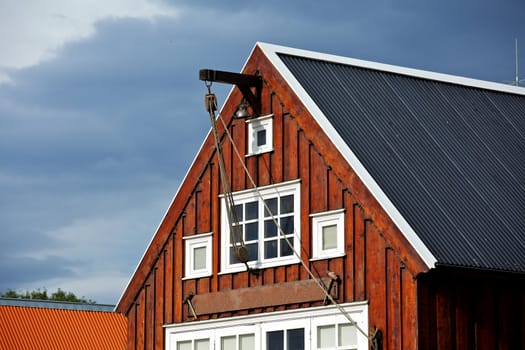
(116, 43, 525, 350)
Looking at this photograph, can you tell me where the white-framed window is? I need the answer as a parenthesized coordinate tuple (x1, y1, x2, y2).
(311, 209, 345, 260)
(165, 302, 369, 350)
(313, 319, 358, 350)
(220, 180, 301, 273)
(246, 114, 273, 156)
(184, 233, 213, 279)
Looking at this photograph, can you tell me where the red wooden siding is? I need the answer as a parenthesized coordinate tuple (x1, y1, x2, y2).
(418, 270, 525, 350)
(117, 46, 432, 350)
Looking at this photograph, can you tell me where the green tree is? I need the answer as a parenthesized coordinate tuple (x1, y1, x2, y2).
(1, 288, 96, 304)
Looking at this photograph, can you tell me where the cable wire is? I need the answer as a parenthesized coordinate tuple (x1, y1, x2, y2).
(207, 96, 372, 342)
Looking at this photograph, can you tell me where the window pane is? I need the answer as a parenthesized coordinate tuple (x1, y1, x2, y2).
(234, 204, 243, 222)
(267, 330, 284, 350)
(246, 222, 259, 241)
(195, 339, 209, 350)
(193, 246, 207, 270)
(264, 240, 278, 259)
(231, 225, 243, 244)
(264, 198, 278, 217)
(239, 334, 255, 350)
(246, 243, 258, 261)
(221, 336, 235, 350)
(177, 341, 191, 350)
(281, 216, 294, 235)
(246, 201, 258, 220)
(264, 219, 277, 238)
(339, 323, 357, 347)
(317, 325, 335, 348)
(322, 224, 338, 250)
(257, 129, 267, 146)
(287, 328, 304, 350)
(230, 247, 239, 264)
(280, 195, 294, 214)
(280, 238, 293, 257)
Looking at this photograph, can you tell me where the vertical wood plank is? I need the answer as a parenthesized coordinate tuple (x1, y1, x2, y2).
(436, 285, 453, 350)
(196, 166, 211, 234)
(271, 99, 284, 184)
(365, 221, 386, 345)
(155, 263, 164, 350)
(299, 130, 311, 280)
(354, 205, 366, 301)
(328, 171, 343, 211)
(164, 242, 173, 325)
(386, 248, 401, 350)
(454, 285, 472, 350)
(182, 279, 195, 321)
(285, 263, 299, 282)
(417, 280, 437, 350)
(475, 285, 495, 350)
(343, 192, 355, 302)
(136, 289, 145, 350)
(497, 287, 512, 350)
(401, 268, 417, 350)
(258, 152, 271, 186)
(283, 114, 298, 181)
(309, 146, 327, 213)
(174, 225, 183, 323)
(127, 302, 137, 350)
(146, 277, 155, 350)
(232, 271, 249, 289)
(231, 120, 246, 192)
(184, 195, 196, 235)
(218, 273, 233, 292)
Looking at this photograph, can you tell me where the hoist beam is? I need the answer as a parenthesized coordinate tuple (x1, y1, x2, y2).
(199, 69, 262, 115)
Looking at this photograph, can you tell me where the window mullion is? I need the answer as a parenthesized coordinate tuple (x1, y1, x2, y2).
(259, 197, 264, 263)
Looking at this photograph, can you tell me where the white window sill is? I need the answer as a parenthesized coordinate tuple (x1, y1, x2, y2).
(309, 253, 346, 262)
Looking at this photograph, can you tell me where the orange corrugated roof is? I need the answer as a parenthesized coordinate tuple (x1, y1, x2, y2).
(0, 305, 127, 350)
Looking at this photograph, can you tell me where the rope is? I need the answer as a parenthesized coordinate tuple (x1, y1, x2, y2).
(204, 85, 374, 346)
(205, 87, 248, 266)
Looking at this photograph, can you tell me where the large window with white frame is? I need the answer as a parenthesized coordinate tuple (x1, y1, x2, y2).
(220, 180, 301, 273)
(311, 209, 345, 260)
(165, 302, 369, 350)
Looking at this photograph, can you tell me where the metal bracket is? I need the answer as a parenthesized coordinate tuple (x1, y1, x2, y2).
(323, 271, 341, 304)
(199, 69, 262, 116)
(183, 292, 198, 320)
(371, 326, 383, 350)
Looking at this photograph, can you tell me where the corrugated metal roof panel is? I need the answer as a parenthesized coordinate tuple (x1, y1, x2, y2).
(278, 52, 525, 273)
(0, 305, 127, 350)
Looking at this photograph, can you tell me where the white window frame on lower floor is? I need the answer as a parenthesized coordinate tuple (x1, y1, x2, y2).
(165, 302, 369, 350)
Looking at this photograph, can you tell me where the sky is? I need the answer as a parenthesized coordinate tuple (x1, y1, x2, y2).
(1, 0, 524, 305)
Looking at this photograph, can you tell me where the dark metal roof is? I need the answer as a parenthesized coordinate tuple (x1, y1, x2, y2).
(279, 53, 525, 273)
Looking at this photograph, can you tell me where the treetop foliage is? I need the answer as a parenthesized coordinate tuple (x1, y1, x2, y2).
(1, 288, 96, 304)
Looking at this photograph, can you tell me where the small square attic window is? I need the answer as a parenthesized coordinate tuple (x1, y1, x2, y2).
(246, 114, 273, 156)
(310, 209, 345, 260)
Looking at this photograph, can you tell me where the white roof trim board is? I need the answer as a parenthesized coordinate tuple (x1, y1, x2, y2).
(257, 42, 439, 269)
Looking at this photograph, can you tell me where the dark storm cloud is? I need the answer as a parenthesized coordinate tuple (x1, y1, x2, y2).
(0, 0, 523, 303)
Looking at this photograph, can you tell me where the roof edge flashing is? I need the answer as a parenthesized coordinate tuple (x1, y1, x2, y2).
(257, 42, 525, 96)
